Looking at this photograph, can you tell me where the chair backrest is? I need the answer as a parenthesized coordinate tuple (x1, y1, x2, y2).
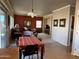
(23, 44, 38, 55)
(23, 31, 33, 36)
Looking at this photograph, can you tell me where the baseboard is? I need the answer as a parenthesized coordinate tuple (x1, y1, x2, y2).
(71, 51, 79, 57)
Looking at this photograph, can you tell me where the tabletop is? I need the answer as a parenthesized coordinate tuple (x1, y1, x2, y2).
(0, 48, 19, 59)
(18, 36, 44, 47)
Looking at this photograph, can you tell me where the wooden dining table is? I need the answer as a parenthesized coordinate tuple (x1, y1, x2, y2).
(0, 48, 19, 59)
(18, 36, 44, 59)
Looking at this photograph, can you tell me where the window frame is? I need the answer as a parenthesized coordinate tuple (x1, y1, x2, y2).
(36, 20, 42, 28)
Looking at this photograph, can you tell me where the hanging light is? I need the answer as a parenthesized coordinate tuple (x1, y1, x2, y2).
(27, 0, 36, 18)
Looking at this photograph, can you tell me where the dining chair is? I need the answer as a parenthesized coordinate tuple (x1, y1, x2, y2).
(22, 44, 39, 59)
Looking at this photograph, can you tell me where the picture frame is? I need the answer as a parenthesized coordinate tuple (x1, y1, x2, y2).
(59, 18, 66, 27)
(24, 18, 31, 27)
(53, 19, 58, 26)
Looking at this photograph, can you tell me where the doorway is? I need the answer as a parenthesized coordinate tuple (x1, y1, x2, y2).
(70, 16, 75, 50)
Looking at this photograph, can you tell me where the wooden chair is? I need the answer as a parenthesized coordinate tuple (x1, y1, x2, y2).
(22, 44, 39, 59)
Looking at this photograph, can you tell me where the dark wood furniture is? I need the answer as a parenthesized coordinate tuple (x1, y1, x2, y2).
(18, 36, 44, 59)
(0, 48, 19, 59)
(22, 44, 39, 59)
(11, 28, 22, 40)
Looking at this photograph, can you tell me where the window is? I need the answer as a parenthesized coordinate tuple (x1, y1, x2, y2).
(0, 9, 7, 48)
(0, 15, 6, 48)
(0, 15, 6, 35)
(36, 20, 42, 28)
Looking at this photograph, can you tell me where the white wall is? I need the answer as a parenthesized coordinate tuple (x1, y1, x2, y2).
(10, 16, 14, 29)
(0, 35, 1, 48)
(72, 0, 79, 57)
(52, 5, 70, 46)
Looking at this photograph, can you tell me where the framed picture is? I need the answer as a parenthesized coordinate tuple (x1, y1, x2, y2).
(24, 20, 31, 27)
(59, 18, 66, 27)
(53, 19, 58, 26)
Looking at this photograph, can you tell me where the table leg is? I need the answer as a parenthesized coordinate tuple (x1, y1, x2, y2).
(19, 49, 22, 59)
(41, 45, 44, 59)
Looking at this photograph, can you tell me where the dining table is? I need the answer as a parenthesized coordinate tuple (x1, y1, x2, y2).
(0, 48, 19, 59)
(18, 36, 45, 59)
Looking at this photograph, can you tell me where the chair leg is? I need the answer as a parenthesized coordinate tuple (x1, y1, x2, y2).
(32, 55, 33, 59)
(29, 56, 30, 59)
(23, 56, 25, 59)
(37, 54, 39, 59)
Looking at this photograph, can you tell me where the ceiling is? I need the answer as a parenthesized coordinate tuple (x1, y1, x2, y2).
(10, 0, 76, 16)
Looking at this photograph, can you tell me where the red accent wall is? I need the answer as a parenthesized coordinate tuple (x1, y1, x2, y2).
(14, 15, 25, 28)
(14, 15, 43, 32)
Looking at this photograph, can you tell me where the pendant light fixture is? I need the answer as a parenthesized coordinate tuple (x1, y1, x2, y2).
(28, 0, 36, 18)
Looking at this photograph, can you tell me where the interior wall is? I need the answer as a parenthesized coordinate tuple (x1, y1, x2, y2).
(52, 5, 71, 46)
(0, 36, 1, 48)
(42, 18, 46, 32)
(72, 0, 79, 56)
